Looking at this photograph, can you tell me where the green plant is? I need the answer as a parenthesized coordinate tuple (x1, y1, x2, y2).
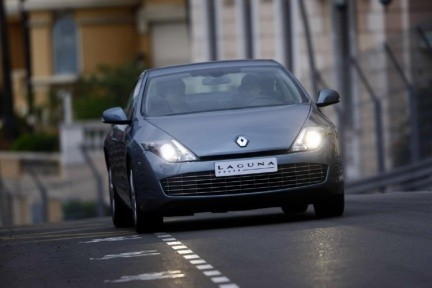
(11, 133, 59, 152)
(73, 62, 144, 120)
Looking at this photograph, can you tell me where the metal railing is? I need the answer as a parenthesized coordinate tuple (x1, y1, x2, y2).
(346, 157, 432, 194)
(316, 24, 432, 189)
(60, 121, 109, 165)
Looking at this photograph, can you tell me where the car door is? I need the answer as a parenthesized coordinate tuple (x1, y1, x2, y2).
(111, 75, 145, 205)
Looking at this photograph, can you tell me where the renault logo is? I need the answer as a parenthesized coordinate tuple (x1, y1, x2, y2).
(235, 136, 249, 147)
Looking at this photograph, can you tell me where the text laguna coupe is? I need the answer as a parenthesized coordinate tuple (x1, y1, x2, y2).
(102, 59, 344, 233)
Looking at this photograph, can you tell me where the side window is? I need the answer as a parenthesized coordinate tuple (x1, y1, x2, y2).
(125, 77, 144, 118)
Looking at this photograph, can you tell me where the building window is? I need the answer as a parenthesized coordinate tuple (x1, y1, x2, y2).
(53, 14, 78, 75)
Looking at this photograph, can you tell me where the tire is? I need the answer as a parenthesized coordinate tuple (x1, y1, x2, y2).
(129, 169, 163, 233)
(313, 192, 345, 218)
(109, 168, 133, 228)
(281, 203, 308, 215)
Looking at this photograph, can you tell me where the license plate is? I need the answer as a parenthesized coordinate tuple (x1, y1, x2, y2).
(215, 157, 278, 177)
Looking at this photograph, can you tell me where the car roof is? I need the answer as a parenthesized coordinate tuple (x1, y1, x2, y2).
(145, 59, 283, 77)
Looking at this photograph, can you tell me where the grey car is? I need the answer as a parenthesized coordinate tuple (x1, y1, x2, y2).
(102, 59, 344, 233)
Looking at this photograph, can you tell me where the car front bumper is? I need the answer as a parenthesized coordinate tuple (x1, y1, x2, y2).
(130, 137, 344, 216)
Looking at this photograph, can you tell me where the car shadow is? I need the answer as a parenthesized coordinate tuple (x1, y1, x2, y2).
(161, 208, 319, 233)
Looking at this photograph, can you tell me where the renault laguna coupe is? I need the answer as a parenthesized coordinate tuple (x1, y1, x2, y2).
(102, 59, 344, 233)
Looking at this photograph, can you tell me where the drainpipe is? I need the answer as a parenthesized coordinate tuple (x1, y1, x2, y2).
(242, 0, 253, 59)
(279, 0, 293, 70)
(298, 0, 318, 98)
(206, 0, 217, 61)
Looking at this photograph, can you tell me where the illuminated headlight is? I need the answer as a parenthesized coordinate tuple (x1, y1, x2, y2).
(144, 140, 197, 162)
(290, 127, 328, 152)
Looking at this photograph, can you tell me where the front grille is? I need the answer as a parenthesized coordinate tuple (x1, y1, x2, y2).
(161, 163, 328, 196)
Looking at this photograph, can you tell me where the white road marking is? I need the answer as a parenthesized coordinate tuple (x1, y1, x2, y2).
(172, 245, 188, 250)
(177, 249, 193, 254)
(90, 250, 160, 261)
(104, 270, 184, 283)
(219, 284, 240, 288)
(204, 270, 222, 277)
(211, 276, 230, 283)
(155, 233, 172, 238)
(190, 259, 206, 265)
(196, 264, 214, 270)
(184, 254, 200, 259)
(161, 237, 177, 242)
(80, 235, 140, 244)
(155, 233, 240, 287)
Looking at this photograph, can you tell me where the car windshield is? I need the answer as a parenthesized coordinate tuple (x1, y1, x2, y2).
(142, 66, 309, 117)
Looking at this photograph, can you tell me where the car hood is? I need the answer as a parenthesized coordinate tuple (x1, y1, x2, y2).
(146, 105, 311, 157)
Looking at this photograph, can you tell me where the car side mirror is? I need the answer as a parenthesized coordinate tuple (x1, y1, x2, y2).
(316, 89, 340, 107)
(101, 107, 131, 125)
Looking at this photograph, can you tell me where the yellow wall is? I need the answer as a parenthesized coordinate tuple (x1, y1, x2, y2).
(75, 8, 138, 74)
(26, 2, 187, 78)
(81, 24, 138, 73)
(29, 8, 139, 77)
(29, 12, 53, 77)
(8, 1, 186, 123)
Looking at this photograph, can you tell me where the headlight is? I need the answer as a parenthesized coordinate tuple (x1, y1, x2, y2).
(290, 126, 329, 152)
(144, 139, 197, 162)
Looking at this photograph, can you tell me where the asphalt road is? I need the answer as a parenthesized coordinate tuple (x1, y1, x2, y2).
(1, 192, 432, 288)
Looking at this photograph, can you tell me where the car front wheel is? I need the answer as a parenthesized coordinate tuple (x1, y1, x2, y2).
(313, 192, 345, 218)
(109, 168, 133, 228)
(129, 169, 163, 233)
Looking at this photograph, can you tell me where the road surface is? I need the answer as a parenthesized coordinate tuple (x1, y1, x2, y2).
(1, 192, 432, 288)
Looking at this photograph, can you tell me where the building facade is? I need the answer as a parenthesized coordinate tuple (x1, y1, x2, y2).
(3, 0, 190, 125)
(1, 0, 191, 225)
(189, 0, 432, 179)
(2, 0, 432, 179)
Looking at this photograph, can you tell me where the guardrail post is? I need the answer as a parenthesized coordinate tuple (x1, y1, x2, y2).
(80, 146, 105, 217)
(0, 160, 13, 226)
(26, 167, 48, 223)
(350, 58, 386, 174)
(383, 43, 420, 163)
(417, 26, 432, 54)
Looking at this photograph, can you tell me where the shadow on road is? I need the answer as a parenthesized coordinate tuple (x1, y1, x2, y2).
(161, 209, 319, 233)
